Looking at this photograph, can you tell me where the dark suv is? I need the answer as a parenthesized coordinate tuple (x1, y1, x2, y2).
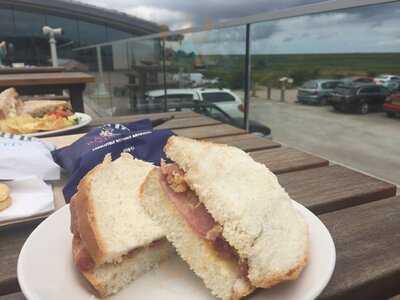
(329, 83, 390, 114)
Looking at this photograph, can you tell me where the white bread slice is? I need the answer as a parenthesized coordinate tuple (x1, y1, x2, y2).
(72, 236, 173, 298)
(140, 169, 254, 300)
(74, 153, 165, 266)
(163, 136, 308, 288)
(0, 88, 23, 119)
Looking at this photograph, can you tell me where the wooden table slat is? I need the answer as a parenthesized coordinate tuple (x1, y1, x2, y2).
(88, 111, 203, 128)
(205, 134, 281, 152)
(278, 165, 397, 214)
(0, 72, 94, 86)
(320, 196, 400, 300)
(155, 116, 221, 130)
(0, 224, 41, 296)
(0, 67, 64, 75)
(173, 124, 246, 139)
(250, 147, 328, 174)
(0, 293, 25, 300)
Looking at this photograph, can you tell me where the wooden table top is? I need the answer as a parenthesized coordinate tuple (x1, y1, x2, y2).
(0, 111, 398, 300)
(0, 72, 95, 87)
(0, 67, 64, 75)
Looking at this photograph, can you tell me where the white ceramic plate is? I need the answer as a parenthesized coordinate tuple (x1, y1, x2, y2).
(24, 113, 92, 137)
(18, 202, 335, 300)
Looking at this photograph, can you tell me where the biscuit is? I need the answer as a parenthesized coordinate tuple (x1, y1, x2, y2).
(0, 183, 10, 202)
(0, 197, 11, 212)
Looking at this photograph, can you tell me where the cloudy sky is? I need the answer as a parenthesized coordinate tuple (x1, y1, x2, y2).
(81, 0, 326, 30)
(81, 0, 400, 54)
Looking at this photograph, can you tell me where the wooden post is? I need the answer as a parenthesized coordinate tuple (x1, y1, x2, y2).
(252, 83, 257, 97)
(281, 82, 286, 102)
(267, 86, 271, 100)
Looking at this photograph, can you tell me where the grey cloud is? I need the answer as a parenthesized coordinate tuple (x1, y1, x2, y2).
(283, 36, 294, 43)
(83, 0, 327, 29)
(82, 0, 400, 43)
(252, 23, 279, 40)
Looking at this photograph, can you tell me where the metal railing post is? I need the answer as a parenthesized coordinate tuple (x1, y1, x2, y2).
(161, 39, 168, 112)
(243, 23, 251, 131)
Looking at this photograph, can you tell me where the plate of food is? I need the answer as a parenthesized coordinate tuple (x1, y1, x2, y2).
(0, 88, 91, 137)
(18, 137, 336, 300)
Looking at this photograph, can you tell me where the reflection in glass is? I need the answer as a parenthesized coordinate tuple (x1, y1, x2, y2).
(251, 2, 400, 89)
(249, 1, 400, 186)
(163, 26, 246, 121)
(106, 27, 133, 42)
(78, 20, 107, 46)
(0, 8, 14, 37)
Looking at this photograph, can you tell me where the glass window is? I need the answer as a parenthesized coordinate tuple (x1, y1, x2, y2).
(207, 106, 232, 122)
(0, 8, 15, 37)
(201, 92, 236, 102)
(370, 86, 380, 93)
(164, 25, 245, 120)
(322, 81, 340, 89)
(78, 20, 107, 46)
(336, 85, 355, 95)
(13, 10, 48, 65)
(302, 81, 318, 89)
(155, 94, 194, 102)
(358, 87, 367, 93)
(360, 86, 378, 93)
(46, 15, 79, 47)
(14, 10, 46, 37)
(106, 27, 133, 42)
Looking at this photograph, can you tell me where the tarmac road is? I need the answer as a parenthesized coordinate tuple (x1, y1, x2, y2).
(250, 100, 400, 187)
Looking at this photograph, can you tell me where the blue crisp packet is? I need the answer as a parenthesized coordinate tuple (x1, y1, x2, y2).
(52, 119, 153, 173)
(52, 119, 174, 202)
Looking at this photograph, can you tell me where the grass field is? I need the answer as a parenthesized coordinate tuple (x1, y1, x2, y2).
(194, 52, 400, 87)
(251, 53, 400, 76)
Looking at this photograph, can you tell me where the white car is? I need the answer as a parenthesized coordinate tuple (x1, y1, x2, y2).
(145, 88, 243, 117)
(374, 74, 400, 86)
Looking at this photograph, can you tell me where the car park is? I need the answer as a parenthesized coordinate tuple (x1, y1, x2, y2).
(297, 79, 342, 105)
(329, 83, 390, 114)
(383, 92, 400, 118)
(145, 88, 243, 117)
(374, 74, 400, 86)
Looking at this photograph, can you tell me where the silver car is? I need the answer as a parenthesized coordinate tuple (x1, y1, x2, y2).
(297, 80, 342, 105)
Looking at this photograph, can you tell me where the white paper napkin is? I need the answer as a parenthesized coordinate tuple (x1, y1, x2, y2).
(0, 134, 60, 181)
(0, 176, 55, 223)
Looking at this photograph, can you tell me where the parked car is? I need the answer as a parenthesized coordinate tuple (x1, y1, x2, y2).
(383, 92, 400, 118)
(385, 80, 400, 93)
(297, 79, 342, 105)
(374, 74, 400, 86)
(329, 83, 390, 114)
(188, 102, 271, 136)
(137, 100, 271, 136)
(341, 77, 375, 84)
(145, 88, 243, 117)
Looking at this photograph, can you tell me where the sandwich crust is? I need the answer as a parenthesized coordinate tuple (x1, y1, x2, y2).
(163, 136, 309, 288)
(72, 235, 173, 298)
(74, 157, 109, 265)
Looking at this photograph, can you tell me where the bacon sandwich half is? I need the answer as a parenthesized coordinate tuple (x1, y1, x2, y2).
(70, 154, 174, 297)
(140, 136, 308, 300)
